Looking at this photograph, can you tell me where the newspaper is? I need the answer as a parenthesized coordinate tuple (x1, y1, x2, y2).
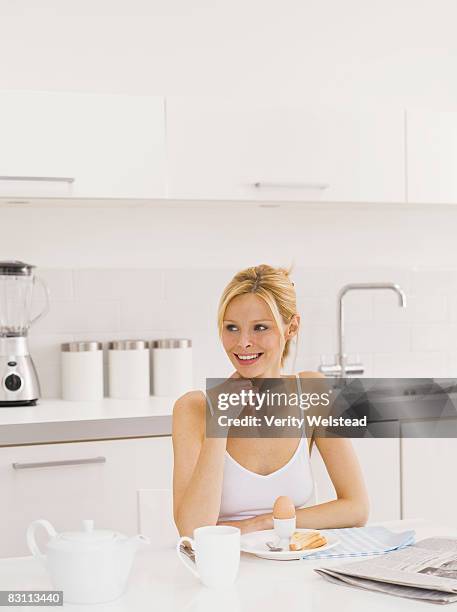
(315, 537, 457, 604)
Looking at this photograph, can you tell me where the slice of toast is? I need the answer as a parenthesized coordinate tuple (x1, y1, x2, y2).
(289, 531, 327, 551)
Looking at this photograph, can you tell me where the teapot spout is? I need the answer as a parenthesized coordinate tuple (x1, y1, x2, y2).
(127, 534, 150, 551)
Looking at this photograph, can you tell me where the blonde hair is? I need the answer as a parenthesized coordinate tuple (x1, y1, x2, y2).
(217, 264, 298, 367)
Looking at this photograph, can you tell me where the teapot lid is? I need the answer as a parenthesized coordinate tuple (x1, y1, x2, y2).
(51, 520, 120, 549)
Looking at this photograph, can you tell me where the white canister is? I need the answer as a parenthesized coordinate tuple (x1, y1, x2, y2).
(61, 342, 104, 401)
(108, 340, 150, 400)
(150, 339, 193, 397)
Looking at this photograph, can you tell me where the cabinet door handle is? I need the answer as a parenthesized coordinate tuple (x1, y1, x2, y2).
(12, 456, 106, 470)
(0, 175, 75, 184)
(252, 181, 329, 190)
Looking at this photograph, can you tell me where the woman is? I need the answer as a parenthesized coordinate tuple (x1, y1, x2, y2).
(172, 264, 369, 537)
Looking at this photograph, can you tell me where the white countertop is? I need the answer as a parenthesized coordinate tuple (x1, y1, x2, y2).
(0, 397, 176, 446)
(0, 397, 176, 425)
(1, 519, 455, 611)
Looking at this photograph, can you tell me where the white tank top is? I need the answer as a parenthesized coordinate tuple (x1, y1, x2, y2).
(217, 375, 315, 521)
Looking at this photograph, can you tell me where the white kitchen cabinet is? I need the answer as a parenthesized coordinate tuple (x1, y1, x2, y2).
(166, 98, 405, 203)
(0, 92, 166, 200)
(311, 433, 401, 522)
(402, 420, 457, 527)
(407, 110, 457, 204)
(0, 436, 173, 557)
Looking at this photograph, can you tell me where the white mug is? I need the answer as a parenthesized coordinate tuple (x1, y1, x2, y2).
(176, 526, 240, 588)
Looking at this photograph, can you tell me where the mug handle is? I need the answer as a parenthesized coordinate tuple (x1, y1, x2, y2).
(176, 536, 199, 579)
(27, 519, 57, 564)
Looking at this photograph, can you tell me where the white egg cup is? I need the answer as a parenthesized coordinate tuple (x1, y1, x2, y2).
(273, 517, 296, 548)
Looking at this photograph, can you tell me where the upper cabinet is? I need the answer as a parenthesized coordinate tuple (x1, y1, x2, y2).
(407, 110, 457, 204)
(166, 99, 406, 203)
(0, 92, 166, 199)
(7, 93, 445, 205)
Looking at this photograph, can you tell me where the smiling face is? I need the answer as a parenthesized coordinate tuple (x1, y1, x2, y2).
(221, 293, 295, 378)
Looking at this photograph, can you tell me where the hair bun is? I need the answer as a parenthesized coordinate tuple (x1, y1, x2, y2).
(278, 266, 295, 286)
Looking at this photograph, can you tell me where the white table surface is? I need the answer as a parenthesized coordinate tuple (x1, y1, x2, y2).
(1, 519, 456, 611)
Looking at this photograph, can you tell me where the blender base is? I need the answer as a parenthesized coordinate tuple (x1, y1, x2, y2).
(0, 399, 38, 407)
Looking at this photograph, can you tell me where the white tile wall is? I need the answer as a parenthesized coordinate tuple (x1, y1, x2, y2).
(27, 266, 457, 398)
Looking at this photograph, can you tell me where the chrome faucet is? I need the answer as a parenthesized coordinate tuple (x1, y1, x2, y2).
(319, 283, 407, 377)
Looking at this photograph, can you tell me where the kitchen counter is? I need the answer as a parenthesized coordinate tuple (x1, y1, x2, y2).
(0, 397, 176, 446)
(0, 519, 454, 611)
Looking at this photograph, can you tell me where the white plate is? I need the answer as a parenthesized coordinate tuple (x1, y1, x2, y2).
(240, 529, 339, 560)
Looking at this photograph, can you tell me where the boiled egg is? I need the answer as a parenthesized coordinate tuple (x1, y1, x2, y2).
(273, 496, 296, 519)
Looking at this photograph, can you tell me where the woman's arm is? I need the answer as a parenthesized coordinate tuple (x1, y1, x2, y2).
(297, 437, 369, 528)
(173, 374, 257, 536)
(172, 391, 228, 537)
(296, 372, 370, 528)
(218, 437, 370, 533)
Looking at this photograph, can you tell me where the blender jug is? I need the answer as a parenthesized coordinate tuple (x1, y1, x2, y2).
(0, 261, 50, 405)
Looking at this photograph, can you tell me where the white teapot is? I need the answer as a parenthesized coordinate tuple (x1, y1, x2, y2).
(27, 519, 150, 604)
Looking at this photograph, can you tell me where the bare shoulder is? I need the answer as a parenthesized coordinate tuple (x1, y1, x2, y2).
(297, 370, 325, 379)
(172, 391, 206, 439)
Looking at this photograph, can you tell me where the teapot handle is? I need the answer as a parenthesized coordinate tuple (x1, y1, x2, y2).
(27, 519, 57, 563)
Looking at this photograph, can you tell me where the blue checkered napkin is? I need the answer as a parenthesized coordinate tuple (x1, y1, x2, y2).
(300, 526, 415, 560)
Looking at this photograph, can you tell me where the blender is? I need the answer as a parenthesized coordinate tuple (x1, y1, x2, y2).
(0, 261, 50, 406)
